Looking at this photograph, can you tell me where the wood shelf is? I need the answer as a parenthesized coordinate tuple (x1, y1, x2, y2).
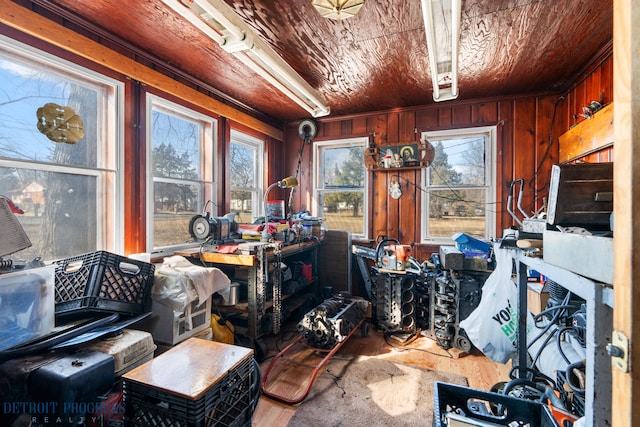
(559, 102, 614, 163)
(218, 284, 316, 312)
(367, 164, 427, 171)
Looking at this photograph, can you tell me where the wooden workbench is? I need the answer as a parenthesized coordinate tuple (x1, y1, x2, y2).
(175, 241, 322, 359)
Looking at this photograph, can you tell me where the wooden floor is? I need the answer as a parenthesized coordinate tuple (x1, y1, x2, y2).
(252, 323, 512, 426)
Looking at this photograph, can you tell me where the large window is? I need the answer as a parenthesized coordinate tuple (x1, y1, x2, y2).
(147, 95, 216, 254)
(420, 126, 496, 243)
(229, 130, 264, 223)
(313, 137, 368, 238)
(0, 35, 122, 261)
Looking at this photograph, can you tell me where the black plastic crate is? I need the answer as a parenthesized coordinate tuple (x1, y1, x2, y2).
(556, 370, 585, 417)
(124, 356, 256, 427)
(434, 381, 560, 427)
(54, 250, 154, 317)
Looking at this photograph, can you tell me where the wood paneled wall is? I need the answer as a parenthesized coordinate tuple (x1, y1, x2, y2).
(1, 0, 613, 257)
(283, 47, 614, 254)
(562, 44, 615, 163)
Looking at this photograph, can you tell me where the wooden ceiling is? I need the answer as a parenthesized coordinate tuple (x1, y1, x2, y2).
(25, 0, 612, 125)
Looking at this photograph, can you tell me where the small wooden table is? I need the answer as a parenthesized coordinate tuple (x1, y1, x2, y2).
(123, 337, 253, 401)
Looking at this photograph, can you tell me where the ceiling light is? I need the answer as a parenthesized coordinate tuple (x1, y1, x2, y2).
(312, 0, 365, 20)
(162, 0, 330, 118)
(421, 0, 461, 102)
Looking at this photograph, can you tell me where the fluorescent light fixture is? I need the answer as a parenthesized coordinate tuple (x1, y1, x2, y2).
(312, 0, 366, 20)
(161, 0, 330, 117)
(421, 0, 461, 102)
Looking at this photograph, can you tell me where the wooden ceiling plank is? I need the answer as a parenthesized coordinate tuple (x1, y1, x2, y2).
(0, 0, 284, 140)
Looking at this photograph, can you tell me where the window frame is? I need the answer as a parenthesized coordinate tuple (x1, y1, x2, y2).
(145, 93, 218, 256)
(0, 33, 124, 258)
(312, 137, 369, 240)
(420, 125, 497, 244)
(229, 129, 264, 223)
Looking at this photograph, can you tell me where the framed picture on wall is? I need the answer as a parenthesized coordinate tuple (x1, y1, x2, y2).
(379, 143, 420, 168)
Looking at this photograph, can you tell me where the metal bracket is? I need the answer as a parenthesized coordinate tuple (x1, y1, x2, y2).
(608, 330, 630, 373)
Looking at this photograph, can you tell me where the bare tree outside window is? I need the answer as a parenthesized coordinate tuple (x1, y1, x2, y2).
(230, 131, 262, 224)
(0, 43, 119, 261)
(422, 127, 496, 241)
(148, 98, 215, 251)
(314, 139, 368, 237)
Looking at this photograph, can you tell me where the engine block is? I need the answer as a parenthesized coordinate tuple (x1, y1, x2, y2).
(371, 269, 417, 335)
(297, 293, 369, 349)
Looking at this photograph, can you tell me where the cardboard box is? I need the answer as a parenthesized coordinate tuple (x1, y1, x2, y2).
(527, 282, 550, 315)
(81, 328, 156, 377)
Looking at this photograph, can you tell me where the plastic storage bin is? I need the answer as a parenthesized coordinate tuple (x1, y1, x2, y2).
(0, 265, 55, 351)
(452, 232, 491, 259)
(53, 251, 155, 318)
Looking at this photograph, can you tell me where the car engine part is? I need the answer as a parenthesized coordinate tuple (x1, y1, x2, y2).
(370, 269, 416, 335)
(297, 293, 369, 349)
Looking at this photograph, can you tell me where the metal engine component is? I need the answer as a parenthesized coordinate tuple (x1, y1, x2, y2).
(572, 304, 587, 347)
(371, 269, 416, 335)
(297, 293, 369, 349)
(351, 242, 485, 350)
(414, 271, 433, 332)
(432, 270, 484, 351)
(433, 273, 456, 349)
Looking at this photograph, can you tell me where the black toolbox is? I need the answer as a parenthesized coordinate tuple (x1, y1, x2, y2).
(29, 349, 115, 403)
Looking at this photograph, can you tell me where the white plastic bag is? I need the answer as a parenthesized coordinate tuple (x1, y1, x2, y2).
(459, 247, 525, 364)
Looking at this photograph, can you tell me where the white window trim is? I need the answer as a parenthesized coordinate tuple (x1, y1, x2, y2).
(0, 34, 124, 254)
(146, 94, 218, 256)
(420, 126, 497, 244)
(230, 129, 264, 222)
(312, 137, 369, 240)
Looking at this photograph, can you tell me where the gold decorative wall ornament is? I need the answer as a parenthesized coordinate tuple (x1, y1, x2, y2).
(36, 103, 84, 144)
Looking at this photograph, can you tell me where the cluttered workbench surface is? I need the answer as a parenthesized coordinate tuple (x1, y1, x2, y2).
(175, 241, 321, 266)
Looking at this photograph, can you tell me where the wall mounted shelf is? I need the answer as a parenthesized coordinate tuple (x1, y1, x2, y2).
(365, 140, 435, 171)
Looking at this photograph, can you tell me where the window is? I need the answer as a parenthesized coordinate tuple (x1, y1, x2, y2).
(313, 137, 368, 238)
(420, 126, 496, 242)
(229, 130, 264, 223)
(147, 95, 216, 254)
(0, 35, 122, 261)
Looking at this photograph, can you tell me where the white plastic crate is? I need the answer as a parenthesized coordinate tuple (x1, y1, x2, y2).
(140, 297, 212, 345)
